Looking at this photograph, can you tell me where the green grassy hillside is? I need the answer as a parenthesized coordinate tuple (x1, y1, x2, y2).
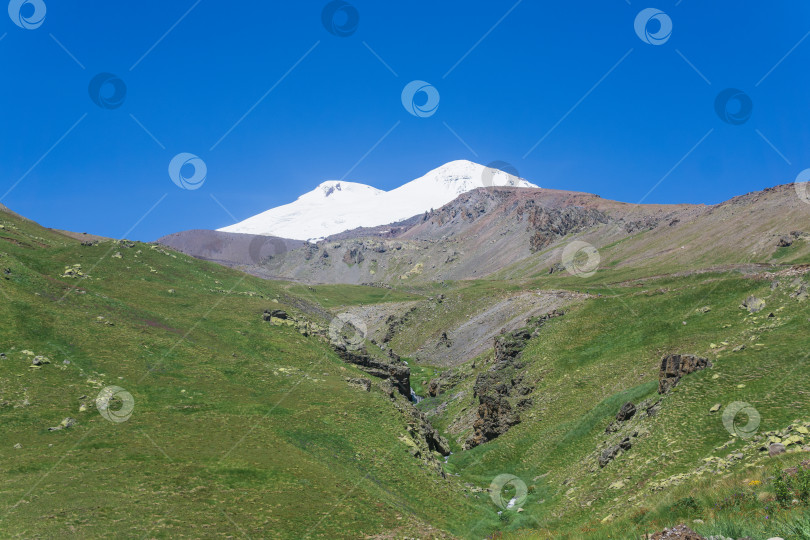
(0, 212, 484, 538)
(2, 205, 810, 539)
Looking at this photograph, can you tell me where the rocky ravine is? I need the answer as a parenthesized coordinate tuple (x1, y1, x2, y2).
(261, 308, 452, 475)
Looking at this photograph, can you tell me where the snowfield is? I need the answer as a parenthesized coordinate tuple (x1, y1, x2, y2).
(217, 160, 539, 241)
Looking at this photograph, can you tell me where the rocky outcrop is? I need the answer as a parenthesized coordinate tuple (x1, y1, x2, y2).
(465, 395, 520, 449)
(791, 282, 808, 301)
(333, 344, 410, 398)
(622, 216, 661, 233)
(777, 235, 793, 247)
(437, 331, 452, 348)
(262, 309, 288, 321)
(464, 311, 563, 449)
(262, 308, 410, 397)
(47, 417, 76, 432)
(408, 407, 451, 457)
(658, 354, 712, 394)
(599, 437, 633, 468)
(342, 246, 364, 265)
(426, 370, 464, 398)
(303, 243, 319, 260)
(526, 207, 609, 252)
(597, 397, 660, 467)
(616, 402, 637, 422)
(345, 377, 371, 391)
(382, 306, 417, 343)
(382, 380, 451, 477)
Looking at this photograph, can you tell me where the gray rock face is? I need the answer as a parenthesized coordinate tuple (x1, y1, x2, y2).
(658, 354, 712, 394)
(342, 246, 364, 265)
(527, 206, 610, 252)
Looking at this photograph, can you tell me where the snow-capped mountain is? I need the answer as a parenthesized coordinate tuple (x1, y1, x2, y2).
(218, 160, 539, 240)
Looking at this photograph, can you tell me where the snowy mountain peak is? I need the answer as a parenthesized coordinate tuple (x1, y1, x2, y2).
(218, 161, 539, 241)
(302, 181, 384, 201)
(410, 160, 537, 193)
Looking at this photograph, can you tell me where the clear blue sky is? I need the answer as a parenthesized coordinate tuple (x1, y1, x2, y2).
(2, 1, 809, 240)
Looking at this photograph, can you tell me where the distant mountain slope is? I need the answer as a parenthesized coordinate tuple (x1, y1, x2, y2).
(259, 186, 700, 284)
(157, 229, 303, 275)
(255, 183, 810, 285)
(217, 160, 538, 240)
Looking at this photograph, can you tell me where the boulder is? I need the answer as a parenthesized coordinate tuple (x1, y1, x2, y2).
(777, 236, 793, 247)
(262, 309, 288, 321)
(616, 402, 637, 422)
(48, 417, 76, 431)
(32, 356, 50, 366)
(769, 443, 786, 457)
(740, 296, 766, 313)
(658, 354, 712, 394)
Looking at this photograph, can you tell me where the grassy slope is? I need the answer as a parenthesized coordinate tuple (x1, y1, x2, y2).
(418, 268, 810, 538)
(3, 204, 810, 538)
(0, 213, 485, 538)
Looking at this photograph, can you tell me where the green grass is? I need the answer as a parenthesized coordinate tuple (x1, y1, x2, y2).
(2, 208, 810, 538)
(0, 214, 483, 538)
(286, 283, 421, 308)
(771, 238, 810, 264)
(415, 269, 810, 538)
(583, 454, 810, 539)
(407, 361, 444, 397)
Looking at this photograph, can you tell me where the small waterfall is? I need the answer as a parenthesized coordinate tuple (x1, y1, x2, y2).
(410, 388, 423, 404)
